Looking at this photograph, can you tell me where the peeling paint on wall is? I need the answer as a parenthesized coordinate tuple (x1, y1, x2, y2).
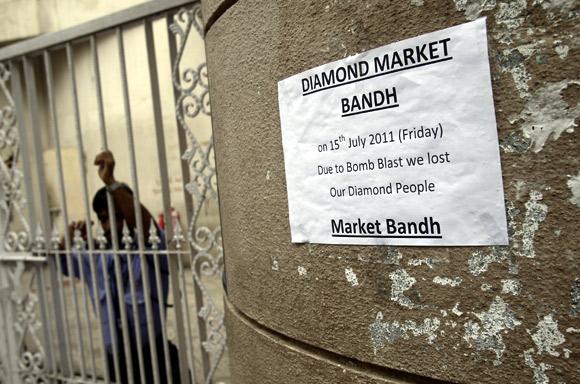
(369, 311, 441, 354)
(529, 314, 565, 357)
(568, 172, 580, 208)
(501, 131, 532, 153)
(271, 255, 279, 271)
(518, 191, 548, 258)
(452, 302, 464, 316)
(344, 267, 359, 287)
(520, 80, 580, 152)
(407, 257, 448, 269)
(494, 0, 527, 44)
(481, 283, 493, 291)
(553, 40, 570, 59)
(389, 268, 420, 309)
(533, 0, 578, 20)
(498, 43, 538, 99)
(454, 0, 497, 21)
(383, 247, 402, 265)
(563, 348, 571, 359)
(463, 296, 521, 364)
(501, 279, 521, 295)
(571, 278, 580, 317)
(433, 276, 463, 287)
(523, 349, 552, 384)
(469, 248, 507, 276)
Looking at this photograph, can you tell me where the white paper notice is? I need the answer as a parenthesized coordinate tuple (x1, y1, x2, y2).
(277, 19, 508, 246)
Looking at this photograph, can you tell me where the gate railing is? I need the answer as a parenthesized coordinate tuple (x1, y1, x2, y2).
(0, 1, 227, 383)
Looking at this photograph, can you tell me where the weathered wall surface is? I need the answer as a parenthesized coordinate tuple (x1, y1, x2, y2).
(202, 0, 579, 383)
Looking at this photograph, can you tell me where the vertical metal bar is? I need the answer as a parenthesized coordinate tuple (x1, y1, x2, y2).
(166, 11, 211, 381)
(65, 43, 100, 380)
(10, 61, 63, 384)
(10, 61, 39, 384)
(116, 26, 160, 384)
(144, 19, 174, 384)
(66, 43, 110, 382)
(179, 257, 197, 384)
(89, 35, 123, 384)
(43, 51, 72, 375)
(21, 56, 56, 377)
(9, 61, 35, 258)
(34, 266, 55, 378)
(32, 51, 87, 382)
(0, 269, 15, 384)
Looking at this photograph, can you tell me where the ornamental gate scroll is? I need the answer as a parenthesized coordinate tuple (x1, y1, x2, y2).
(0, 1, 228, 383)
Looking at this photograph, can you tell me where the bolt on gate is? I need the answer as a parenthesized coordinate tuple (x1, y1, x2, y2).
(0, 1, 228, 383)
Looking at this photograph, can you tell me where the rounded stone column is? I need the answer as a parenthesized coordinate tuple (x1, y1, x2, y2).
(201, 1, 579, 383)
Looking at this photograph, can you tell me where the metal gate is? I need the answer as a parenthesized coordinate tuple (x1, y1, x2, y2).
(0, 1, 227, 383)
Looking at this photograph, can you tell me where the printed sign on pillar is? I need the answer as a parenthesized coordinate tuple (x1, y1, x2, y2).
(277, 18, 508, 246)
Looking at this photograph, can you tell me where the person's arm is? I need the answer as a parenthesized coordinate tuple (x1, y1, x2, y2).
(59, 221, 89, 277)
(94, 150, 155, 241)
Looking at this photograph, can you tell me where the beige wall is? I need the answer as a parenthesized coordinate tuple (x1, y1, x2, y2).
(0, 0, 147, 44)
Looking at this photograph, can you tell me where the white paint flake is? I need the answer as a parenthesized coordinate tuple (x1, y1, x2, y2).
(530, 314, 565, 357)
(369, 311, 441, 354)
(410, 0, 424, 6)
(463, 296, 521, 364)
(521, 80, 580, 152)
(452, 302, 463, 317)
(389, 268, 419, 308)
(408, 257, 448, 269)
(433, 276, 463, 287)
(454, 0, 496, 20)
(566, 327, 580, 334)
(553, 40, 570, 59)
(501, 279, 521, 295)
(571, 278, 580, 316)
(271, 255, 279, 271)
(568, 172, 580, 208)
(524, 349, 552, 384)
(297, 266, 307, 277)
(563, 348, 571, 359)
(494, 0, 527, 44)
(481, 283, 493, 291)
(469, 248, 508, 276)
(384, 247, 402, 265)
(518, 191, 548, 258)
(534, 0, 577, 19)
(498, 43, 538, 99)
(344, 267, 359, 287)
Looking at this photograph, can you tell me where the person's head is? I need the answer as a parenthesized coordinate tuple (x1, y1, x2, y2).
(92, 186, 131, 246)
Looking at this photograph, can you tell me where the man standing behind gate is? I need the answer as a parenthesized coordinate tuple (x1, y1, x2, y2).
(61, 150, 181, 384)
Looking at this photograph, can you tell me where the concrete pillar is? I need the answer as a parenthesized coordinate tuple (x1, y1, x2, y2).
(201, 1, 579, 383)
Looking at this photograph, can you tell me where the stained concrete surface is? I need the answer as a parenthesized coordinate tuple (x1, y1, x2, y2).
(203, 0, 579, 383)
